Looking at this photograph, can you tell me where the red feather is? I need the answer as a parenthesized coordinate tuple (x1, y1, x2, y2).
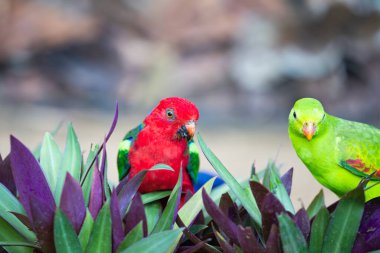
(128, 97, 199, 193)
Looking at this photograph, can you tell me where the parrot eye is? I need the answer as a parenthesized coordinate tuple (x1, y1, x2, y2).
(166, 108, 175, 120)
(293, 111, 297, 119)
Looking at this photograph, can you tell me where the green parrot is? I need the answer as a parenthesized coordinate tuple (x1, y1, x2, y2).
(288, 98, 380, 201)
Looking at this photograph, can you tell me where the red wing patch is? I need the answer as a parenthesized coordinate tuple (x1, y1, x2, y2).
(346, 159, 380, 178)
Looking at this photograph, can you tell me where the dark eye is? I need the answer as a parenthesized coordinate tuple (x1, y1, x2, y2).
(293, 111, 297, 119)
(166, 108, 175, 120)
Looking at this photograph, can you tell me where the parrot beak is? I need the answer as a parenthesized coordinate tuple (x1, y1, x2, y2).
(176, 120, 196, 141)
(302, 122, 316, 141)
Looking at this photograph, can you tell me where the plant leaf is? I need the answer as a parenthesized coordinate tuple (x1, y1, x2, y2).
(141, 191, 171, 204)
(0, 216, 35, 253)
(197, 133, 261, 227)
(306, 190, 325, 219)
(85, 201, 112, 253)
(213, 228, 235, 253)
(40, 132, 61, 196)
(280, 168, 293, 196)
(118, 229, 184, 253)
(54, 209, 83, 253)
(0, 155, 16, 195)
(110, 190, 124, 252)
(116, 222, 143, 253)
(249, 181, 270, 210)
(78, 210, 94, 251)
(32, 120, 64, 160)
(293, 208, 310, 240)
(266, 224, 281, 253)
(152, 169, 182, 233)
(60, 173, 86, 234)
(309, 207, 329, 253)
(277, 213, 308, 253)
(89, 165, 103, 219)
(82, 145, 99, 206)
(142, 199, 159, 235)
(322, 186, 365, 253)
(0, 184, 36, 242)
(261, 192, 286, 241)
(10, 136, 56, 223)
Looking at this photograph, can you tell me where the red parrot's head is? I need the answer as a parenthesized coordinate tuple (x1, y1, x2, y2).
(144, 97, 199, 141)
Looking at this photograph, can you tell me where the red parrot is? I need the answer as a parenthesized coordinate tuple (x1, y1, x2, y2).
(117, 97, 200, 194)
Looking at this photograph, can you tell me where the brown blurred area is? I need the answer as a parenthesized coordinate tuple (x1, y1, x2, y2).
(1, 0, 380, 207)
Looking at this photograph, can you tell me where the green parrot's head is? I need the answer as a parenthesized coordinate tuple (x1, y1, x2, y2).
(289, 98, 327, 141)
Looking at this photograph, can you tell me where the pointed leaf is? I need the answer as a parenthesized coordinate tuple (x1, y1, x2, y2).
(293, 208, 310, 240)
(197, 133, 261, 227)
(54, 209, 83, 253)
(32, 120, 64, 160)
(124, 193, 148, 236)
(261, 192, 286, 241)
(280, 168, 293, 196)
(306, 190, 325, 219)
(10, 136, 56, 223)
(0, 184, 36, 242)
(40, 133, 61, 195)
(266, 224, 281, 253)
(277, 213, 308, 253)
(116, 222, 143, 253)
(85, 201, 112, 253)
(118, 229, 184, 253)
(78, 210, 94, 251)
(89, 166, 103, 219)
(249, 181, 270, 210)
(0, 216, 35, 253)
(152, 169, 182, 233)
(214, 228, 235, 253)
(82, 145, 99, 206)
(309, 207, 329, 253)
(110, 190, 124, 252)
(61, 123, 82, 180)
(144, 201, 161, 235)
(0, 155, 16, 195)
(60, 173, 86, 234)
(322, 186, 365, 253)
(236, 226, 264, 253)
(141, 191, 171, 204)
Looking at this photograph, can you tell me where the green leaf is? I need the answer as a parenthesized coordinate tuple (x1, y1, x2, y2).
(85, 202, 112, 253)
(309, 207, 329, 253)
(119, 229, 184, 253)
(265, 161, 295, 214)
(197, 133, 261, 227)
(40, 132, 62, 195)
(32, 121, 63, 159)
(141, 191, 171, 205)
(54, 209, 83, 253)
(322, 186, 365, 253)
(116, 222, 143, 253)
(149, 164, 174, 172)
(0, 216, 35, 253)
(306, 190, 325, 219)
(0, 184, 36, 242)
(152, 169, 182, 233)
(277, 213, 308, 253)
(144, 201, 162, 234)
(82, 145, 99, 206)
(55, 123, 82, 203)
(78, 210, 94, 251)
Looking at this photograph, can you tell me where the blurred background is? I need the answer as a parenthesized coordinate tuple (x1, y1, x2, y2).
(1, 0, 380, 208)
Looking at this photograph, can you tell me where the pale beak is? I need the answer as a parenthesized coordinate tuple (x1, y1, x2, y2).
(185, 120, 196, 139)
(176, 120, 196, 141)
(302, 122, 316, 141)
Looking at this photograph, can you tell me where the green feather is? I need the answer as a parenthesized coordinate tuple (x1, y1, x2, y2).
(186, 140, 200, 184)
(288, 98, 380, 201)
(117, 123, 144, 180)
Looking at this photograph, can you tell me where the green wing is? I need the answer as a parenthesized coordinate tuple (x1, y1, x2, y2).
(117, 123, 144, 181)
(335, 118, 380, 181)
(186, 140, 200, 184)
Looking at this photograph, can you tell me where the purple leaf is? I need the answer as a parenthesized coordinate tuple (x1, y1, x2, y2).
(293, 208, 310, 240)
(110, 190, 124, 252)
(237, 226, 264, 253)
(179, 242, 206, 253)
(10, 212, 33, 231)
(30, 196, 55, 253)
(60, 173, 86, 234)
(212, 223, 236, 253)
(10, 136, 56, 223)
(0, 155, 16, 195)
(202, 189, 240, 245)
(250, 181, 270, 210)
(118, 170, 148, 218)
(265, 224, 281, 253)
(89, 164, 103, 219)
(124, 193, 147, 236)
(219, 193, 234, 215)
(280, 168, 293, 196)
(261, 192, 286, 241)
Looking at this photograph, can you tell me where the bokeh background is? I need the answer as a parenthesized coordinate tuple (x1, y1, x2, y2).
(1, 0, 380, 208)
